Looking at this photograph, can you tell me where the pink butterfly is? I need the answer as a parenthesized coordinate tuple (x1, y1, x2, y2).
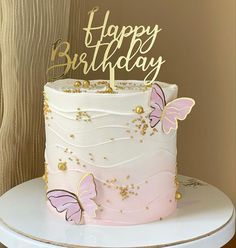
(47, 173, 97, 224)
(149, 83, 195, 134)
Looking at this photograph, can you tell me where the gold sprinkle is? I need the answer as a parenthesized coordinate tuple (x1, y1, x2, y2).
(145, 180, 148, 184)
(134, 106, 144, 114)
(140, 139, 143, 143)
(175, 192, 182, 200)
(105, 86, 113, 93)
(74, 81, 81, 87)
(83, 80, 90, 88)
(126, 175, 130, 180)
(83, 165, 86, 168)
(58, 162, 67, 171)
(146, 206, 149, 210)
(103, 156, 107, 160)
(70, 134, 75, 138)
(106, 200, 110, 203)
(160, 217, 163, 221)
(130, 136, 134, 139)
(120, 210, 123, 214)
(110, 138, 114, 141)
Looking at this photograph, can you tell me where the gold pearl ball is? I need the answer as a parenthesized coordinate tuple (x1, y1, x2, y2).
(83, 80, 90, 88)
(175, 192, 182, 200)
(74, 81, 81, 87)
(135, 106, 144, 114)
(58, 162, 67, 171)
(106, 86, 113, 93)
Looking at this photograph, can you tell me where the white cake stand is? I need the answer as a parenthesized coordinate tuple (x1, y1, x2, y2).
(0, 175, 235, 248)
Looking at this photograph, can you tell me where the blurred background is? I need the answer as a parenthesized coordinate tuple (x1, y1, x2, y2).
(0, 0, 235, 247)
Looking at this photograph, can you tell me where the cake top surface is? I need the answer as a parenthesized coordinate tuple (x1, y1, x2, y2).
(45, 79, 178, 95)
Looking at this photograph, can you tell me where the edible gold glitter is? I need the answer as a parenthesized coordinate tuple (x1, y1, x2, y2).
(43, 162, 48, 191)
(70, 134, 75, 138)
(58, 162, 67, 171)
(76, 110, 91, 122)
(63, 89, 81, 93)
(43, 98, 51, 118)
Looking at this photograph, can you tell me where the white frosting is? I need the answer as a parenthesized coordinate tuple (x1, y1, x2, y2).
(44, 79, 178, 225)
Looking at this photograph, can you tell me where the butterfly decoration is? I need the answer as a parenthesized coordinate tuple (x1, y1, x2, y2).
(47, 173, 97, 224)
(149, 83, 195, 134)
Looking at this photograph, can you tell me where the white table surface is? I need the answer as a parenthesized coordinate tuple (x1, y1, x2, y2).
(0, 175, 235, 248)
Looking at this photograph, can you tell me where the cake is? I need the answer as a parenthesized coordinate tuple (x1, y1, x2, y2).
(43, 79, 195, 225)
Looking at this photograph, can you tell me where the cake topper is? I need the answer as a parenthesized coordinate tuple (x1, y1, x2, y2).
(47, 173, 97, 224)
(47, 7, 165, 90)
(149, 83, 195, 133)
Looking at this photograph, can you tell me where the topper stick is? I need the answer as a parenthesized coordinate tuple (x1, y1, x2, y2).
(109, 67, 115, 90)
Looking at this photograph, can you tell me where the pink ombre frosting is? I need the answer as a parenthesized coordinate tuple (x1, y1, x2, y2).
(44, 79, 178, 225)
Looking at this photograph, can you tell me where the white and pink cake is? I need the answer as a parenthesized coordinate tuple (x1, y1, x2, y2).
(43, 79, 195, 226)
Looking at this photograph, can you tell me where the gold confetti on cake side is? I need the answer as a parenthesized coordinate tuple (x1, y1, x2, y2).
(76, 108, 91, 122)
(42, 162, 48, 191)
(43, 93, 51, 118)
(103, 176, 140, 201)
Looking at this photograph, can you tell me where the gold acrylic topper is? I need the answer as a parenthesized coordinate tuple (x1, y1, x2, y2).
(47, 7, 165, 90)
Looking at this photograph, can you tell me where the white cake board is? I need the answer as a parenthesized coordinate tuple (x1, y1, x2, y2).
(0, 175, 235, 248)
